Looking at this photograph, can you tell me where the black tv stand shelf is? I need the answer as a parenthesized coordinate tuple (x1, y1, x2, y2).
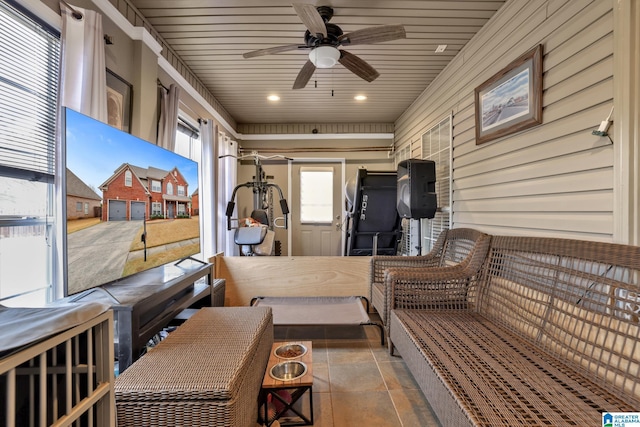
(62, 259, 213, 373)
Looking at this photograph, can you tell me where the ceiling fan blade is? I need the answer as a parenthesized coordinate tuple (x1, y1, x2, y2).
(293, 3, 327, 39)
(339, 50, 379, 82)
(243, 44, 303, 59)
(339, 24, 406, 46)
(293, 60, 316, 89)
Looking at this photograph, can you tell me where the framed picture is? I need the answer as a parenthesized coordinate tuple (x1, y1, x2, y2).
(106, 69, 132, 133)
(474, 44, 543, 145)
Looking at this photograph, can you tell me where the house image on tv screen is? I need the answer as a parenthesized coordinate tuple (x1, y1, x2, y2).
(99, 163, 192, 221)
(66, 169, 102, 220)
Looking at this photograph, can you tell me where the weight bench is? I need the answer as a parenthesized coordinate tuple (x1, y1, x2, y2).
(250, 296, 384, 346)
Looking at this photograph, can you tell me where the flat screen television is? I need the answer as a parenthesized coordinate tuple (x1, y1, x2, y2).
(63, 108, 200, 296)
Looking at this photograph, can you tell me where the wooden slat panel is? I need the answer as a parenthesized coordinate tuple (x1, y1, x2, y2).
(216, 256, 369, 307)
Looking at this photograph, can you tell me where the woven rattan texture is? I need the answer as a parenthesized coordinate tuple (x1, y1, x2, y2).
(392, 310, 635, 427)
(115, 307, 273, 427)
(370, 228, 491, 333)
(389, 234, 640, 426)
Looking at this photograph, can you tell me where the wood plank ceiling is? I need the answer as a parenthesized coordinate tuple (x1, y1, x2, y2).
(129, 0, 507, 126)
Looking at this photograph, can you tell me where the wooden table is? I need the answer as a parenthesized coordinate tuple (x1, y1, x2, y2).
(260, 341, 313, 426)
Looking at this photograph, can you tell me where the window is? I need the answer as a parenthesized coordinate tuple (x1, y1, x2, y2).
(84, 202, 89, 215)
(394, 146, 413, 256)
(299, 168, 333, 223)
(167, 182, 173, 195)
(177, 185, 185, 196)
(151, 180, 161, 192)
(151, 202, 162, 216)
(124, 170, 132, 186)
(76, 202, 83, 212)
(421, 115, 452, 252)
(178, 204, 185, 215)
(0, 2, 59, 306)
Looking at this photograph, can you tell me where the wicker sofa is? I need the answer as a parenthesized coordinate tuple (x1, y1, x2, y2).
(115, 307, 273, 427)
(388, 234, 640, 426)
(370, 227, 491, 335)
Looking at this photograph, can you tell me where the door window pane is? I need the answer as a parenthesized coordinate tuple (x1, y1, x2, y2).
(300, 168, 333, 223)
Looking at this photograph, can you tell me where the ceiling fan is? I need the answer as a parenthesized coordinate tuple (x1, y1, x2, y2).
(242, 4, 406, 89)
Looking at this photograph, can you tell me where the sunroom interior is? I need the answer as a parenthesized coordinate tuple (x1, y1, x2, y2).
(1, 0, 639, 426)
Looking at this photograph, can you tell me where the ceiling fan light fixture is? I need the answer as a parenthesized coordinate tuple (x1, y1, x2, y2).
(309, 46, 340, 68)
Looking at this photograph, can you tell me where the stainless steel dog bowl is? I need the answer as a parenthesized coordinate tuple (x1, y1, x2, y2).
(269, 361, 307, 381)
(273, 343, 307, 359)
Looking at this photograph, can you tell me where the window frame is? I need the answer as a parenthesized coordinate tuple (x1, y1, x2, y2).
(420, 114, 453, 253)
(0, 1, 60, 305)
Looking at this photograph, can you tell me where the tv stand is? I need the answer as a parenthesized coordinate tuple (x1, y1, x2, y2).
(61, 259, 213, 373)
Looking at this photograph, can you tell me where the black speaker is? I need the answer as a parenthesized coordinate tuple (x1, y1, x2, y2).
(396, 159, 437, 219)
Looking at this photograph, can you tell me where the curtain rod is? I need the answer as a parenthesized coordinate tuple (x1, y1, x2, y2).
(60, 1, 83, 20)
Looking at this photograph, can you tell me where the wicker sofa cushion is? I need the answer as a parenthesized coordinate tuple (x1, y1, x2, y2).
(391, 309, 635, 427)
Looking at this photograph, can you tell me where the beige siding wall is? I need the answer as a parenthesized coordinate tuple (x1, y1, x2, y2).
(395, 0, 615, 241)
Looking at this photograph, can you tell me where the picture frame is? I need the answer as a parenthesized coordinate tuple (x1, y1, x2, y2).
(474, 44, 543, 145)
(106, 69, 132, 133)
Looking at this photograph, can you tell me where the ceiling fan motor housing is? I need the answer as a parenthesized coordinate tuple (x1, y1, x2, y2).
(304, 23, 343, 47)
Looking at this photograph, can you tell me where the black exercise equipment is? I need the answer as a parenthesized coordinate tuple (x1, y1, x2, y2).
(344, 168, 402, 256)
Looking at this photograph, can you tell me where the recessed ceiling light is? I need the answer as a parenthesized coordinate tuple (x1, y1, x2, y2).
(435, 45, 447, 53)
(354, 95, 367, 101)
(267, 95, 280, 101)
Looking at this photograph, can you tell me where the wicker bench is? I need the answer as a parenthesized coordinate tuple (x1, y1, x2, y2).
(370, 227, 490, 335)
(115, 307, 273, 427)
(388, 235, 640, 426)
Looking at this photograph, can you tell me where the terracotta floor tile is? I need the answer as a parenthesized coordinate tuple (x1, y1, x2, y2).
(330, 391, 402, 427)
(328, 361, 387, 393)
(389, 388, 441, 427)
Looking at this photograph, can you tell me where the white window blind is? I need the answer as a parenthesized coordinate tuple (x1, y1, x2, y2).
(0, 1, 59, 306)
(0, 2, 59, 179)
(421, 115, 452, 252)
(394, 145, 412, 255)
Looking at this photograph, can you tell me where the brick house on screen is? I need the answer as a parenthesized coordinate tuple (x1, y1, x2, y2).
(191, 188, 199, 215)
(66, 169, 101, 220)
(99, 163, 192, 221)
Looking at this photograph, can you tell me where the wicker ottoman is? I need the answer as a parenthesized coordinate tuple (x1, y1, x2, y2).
(115, 307, 273, 427)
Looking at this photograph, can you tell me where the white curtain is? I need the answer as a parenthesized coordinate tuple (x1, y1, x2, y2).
(199, 119, 217, 259)
(59, 2, 107, 122)
(219, 135, 238, 256)
(157, 84, 180, 150)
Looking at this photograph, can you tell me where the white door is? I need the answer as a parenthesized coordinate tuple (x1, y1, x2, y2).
(291, 161, 343, 256)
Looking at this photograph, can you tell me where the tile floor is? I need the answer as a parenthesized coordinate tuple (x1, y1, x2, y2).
(263, 315, 441, 427)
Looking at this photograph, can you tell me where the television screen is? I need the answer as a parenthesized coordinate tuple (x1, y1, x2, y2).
(63, 108, 200, 296)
